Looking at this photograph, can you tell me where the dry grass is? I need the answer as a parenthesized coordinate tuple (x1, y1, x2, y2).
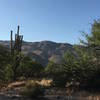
(1, 80, 100, 100)
(36, 79, 53, 87)
(3, 79, 52, 90)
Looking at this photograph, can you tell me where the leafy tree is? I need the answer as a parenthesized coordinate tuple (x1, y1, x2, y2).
(80, 19, 100, 87)
(81, 20, 100, 46)
(61, 48, 95, 89)
(73, 19, 100, 88)
(81, 19, 100, 58)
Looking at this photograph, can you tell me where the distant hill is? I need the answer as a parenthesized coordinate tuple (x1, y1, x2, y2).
(0, 40, 74, 66)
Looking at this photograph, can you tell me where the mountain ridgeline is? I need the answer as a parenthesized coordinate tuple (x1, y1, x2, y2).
(0, 40, 74, 65)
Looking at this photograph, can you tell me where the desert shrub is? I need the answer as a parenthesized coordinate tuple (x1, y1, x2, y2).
(45, 61, 67, 87)
(20, 80, 44, 98)
(17, 56, 44, 79)
(0, 45, 14, 82)
(53, 73, 67, 87)
(18, 76, 26, 81)
(3, 64, 14, 82)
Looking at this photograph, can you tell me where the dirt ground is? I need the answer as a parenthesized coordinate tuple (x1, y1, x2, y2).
(0, 80, 100, 100)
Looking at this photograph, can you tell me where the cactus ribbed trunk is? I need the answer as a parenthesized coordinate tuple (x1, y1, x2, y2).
(10, 26, 23, 81)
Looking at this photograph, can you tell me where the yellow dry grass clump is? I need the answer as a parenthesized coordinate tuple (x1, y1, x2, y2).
(36, 79, 53, 87)
(7, 79, 52, 89)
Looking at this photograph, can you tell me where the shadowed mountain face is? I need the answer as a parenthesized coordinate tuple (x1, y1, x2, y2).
(0, 40, 74, 66)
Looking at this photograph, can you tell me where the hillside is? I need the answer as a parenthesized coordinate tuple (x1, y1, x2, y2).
(0, 40, 74, 65)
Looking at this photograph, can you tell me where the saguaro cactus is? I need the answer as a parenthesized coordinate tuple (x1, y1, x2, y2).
(10, 25, 23, 54)
(10, 30, 13, 55)
(10, 26, 23, 80)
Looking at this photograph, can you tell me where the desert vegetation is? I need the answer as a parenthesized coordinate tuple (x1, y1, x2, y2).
(0, 20, 100, 100)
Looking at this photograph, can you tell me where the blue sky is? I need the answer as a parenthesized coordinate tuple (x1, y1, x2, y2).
(0, 0, 100, 44)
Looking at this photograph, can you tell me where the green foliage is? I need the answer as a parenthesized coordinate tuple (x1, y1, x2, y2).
(60, 20, 100, 88)
(45, 61, 58, 77)
(17, 56, 44, 78)
(80, 20, 100, 46)
(45, 20, 100, 88)
(10, 52, 44, 80)
(3, 64, 13, 82)
(45, 61, 67, 87)
(0, 44, 44, 82)
(87, 20, 100, 46)
(80, 19, 100, 87)
(50, 20, 100, 87)
(53, 71, 67, 87)
(0, 19, 100, 90)
(65, 48, 95, 83)
(20, 80, 44, 98)
(81, 19, 100, 58)
(0, 45, 13, 82)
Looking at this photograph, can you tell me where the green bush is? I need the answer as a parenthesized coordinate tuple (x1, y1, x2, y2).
(17, 56, 44, 78)
(53, 73, 67, 87)
(20, 80, 44, 98)
(0, 45, 14, 82)
(45, 61, 67, 87)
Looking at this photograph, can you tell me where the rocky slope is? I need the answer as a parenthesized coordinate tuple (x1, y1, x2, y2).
(0, 40, 74, 66)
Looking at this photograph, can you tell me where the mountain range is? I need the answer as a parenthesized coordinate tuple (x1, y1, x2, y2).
(0, 40, 74, 66)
